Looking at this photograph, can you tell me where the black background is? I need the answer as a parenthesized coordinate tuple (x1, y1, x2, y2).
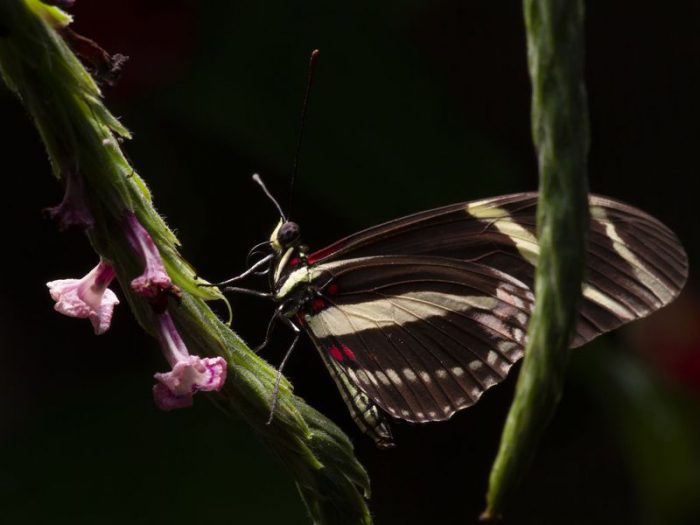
(1, 1, 699, 524)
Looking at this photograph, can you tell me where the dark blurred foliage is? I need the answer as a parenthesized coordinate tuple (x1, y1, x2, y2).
(1, 1, 699, 524)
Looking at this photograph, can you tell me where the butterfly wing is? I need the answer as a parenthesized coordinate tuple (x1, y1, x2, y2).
(307, 193, 687, 346)
(306, 327, 396, 448)
(303, 256, 533, 423)
(299, 194, 686, 425)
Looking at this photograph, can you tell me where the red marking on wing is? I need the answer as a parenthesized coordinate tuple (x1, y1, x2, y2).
(306, 240, 346, 265)
(328, 345, 344, 362)
(341, 344, 356, 361)
(326, 283, 339, 295)
(311, 297, 326, 312)
(289, 257, 301, 267)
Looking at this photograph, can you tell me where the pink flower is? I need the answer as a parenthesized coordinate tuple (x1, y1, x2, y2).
(47, 259, 119, 334)
(123, 211, 180, 311)
(152, 311, 227, 411)
(45, 170, 94, 230)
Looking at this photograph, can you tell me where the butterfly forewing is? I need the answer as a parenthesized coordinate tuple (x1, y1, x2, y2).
(297, 193, 687, 426)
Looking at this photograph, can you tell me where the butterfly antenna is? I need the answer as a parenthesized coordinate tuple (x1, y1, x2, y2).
(288, 49, 320, 217)
(253, 173, 287, 221)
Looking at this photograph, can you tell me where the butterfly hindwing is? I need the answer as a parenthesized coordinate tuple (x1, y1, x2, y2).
(304, 326, 395, 447)
(303, 257, 533, 423)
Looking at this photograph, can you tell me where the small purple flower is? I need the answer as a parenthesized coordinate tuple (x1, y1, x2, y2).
(46, 170, 94, 230)
(47, 259, 119, 335)
(123, 211, 180, 311)
(152, 311, 227, 410)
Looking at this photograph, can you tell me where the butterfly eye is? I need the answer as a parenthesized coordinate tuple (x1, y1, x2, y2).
(278, 221, 300, 246)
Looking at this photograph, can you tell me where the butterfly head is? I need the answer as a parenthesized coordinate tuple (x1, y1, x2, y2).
(268, 219, 310, 295)
(270, 219, 301, 253)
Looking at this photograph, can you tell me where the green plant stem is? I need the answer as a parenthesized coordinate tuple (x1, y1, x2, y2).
(482, 0, 590, 520)
(0, 2, 370, 523)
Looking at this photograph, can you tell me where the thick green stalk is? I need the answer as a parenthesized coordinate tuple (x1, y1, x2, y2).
(482, 0, 590, 519)
(0, 2, 370, 524)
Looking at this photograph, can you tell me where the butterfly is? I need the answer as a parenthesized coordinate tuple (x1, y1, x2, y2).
(221, 176, 687, 449)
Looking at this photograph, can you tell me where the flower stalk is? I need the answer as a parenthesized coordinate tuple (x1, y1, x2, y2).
(0, 2, 371, 523)
(481, 0, 590, 520)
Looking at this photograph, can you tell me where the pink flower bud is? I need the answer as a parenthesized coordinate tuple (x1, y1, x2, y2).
(123, 211, 180, 311)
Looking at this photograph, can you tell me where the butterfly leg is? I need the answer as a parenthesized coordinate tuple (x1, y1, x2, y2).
(254, 304, 285, 353)
(267, 317, 301, 425)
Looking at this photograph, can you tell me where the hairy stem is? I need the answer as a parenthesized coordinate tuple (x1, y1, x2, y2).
(0, 2, 370, 523)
